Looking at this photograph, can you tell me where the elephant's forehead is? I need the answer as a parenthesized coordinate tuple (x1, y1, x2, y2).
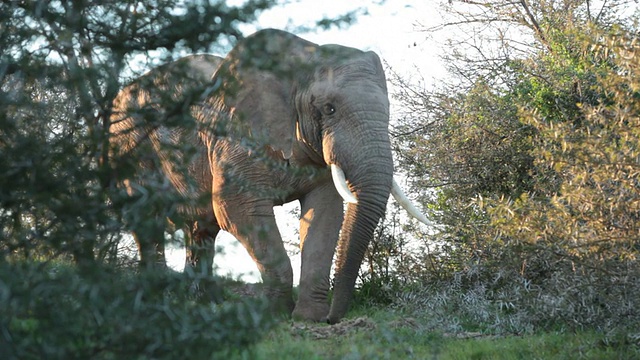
(310, 70, 387, 99)
(311, 57, 384, 88)
(315, 57, 378, 75)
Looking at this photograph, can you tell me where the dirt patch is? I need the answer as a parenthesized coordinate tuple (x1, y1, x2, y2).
(291, 317, 377, 340)
(289, 315, 507, 341)
(222, 284, 506, 341)
(443, 332, 507, 340)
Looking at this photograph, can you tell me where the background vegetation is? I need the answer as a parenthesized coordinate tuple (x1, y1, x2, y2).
(363, 0, 640, 343)
(1, 0, 639, 358)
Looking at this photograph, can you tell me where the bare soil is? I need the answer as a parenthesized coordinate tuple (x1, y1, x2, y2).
(228, 283, 504, 340)
(291, 317, 378, 340)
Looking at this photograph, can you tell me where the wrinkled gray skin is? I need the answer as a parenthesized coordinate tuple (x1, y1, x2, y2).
(110, 54, 222, 288)
(110, 29, 394, 324)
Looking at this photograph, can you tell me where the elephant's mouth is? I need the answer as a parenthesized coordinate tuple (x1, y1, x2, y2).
(329, 163, 429, 224)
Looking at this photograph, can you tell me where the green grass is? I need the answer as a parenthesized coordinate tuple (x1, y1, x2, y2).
(244, 308, 639, 360)
(5, 260, 636, 359)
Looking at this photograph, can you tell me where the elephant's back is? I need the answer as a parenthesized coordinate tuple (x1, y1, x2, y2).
(173, 54, 223, 81)
(109, 54, 223, 154)
(109, 55, 223, 214)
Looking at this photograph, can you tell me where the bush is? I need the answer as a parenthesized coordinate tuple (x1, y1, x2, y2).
(393, 257, 640, 338)
(369, 4, 640, 337)
(0, 261, 275, 359)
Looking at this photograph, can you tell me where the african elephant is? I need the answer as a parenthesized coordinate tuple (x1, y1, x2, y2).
(110, 29, 428, 324)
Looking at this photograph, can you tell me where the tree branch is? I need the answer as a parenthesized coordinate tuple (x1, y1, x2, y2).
(518, 0, 553, 53)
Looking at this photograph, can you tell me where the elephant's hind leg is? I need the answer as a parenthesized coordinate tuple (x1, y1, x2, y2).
(184, 219, 222, 302)
(184, 219, 220, 276)
(124, 176, 168, 270)
(214, 198, 295, 315)
(130, 211, 167, 270)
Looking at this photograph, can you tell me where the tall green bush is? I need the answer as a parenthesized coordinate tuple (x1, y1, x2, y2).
(0, 261, 274, 359)
(383, 1, 640, 334)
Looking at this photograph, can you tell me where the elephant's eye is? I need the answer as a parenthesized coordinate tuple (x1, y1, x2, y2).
(322, 103, 336, 115)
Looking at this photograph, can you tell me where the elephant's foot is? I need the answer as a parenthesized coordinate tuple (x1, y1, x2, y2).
(292, 301, 329, 322)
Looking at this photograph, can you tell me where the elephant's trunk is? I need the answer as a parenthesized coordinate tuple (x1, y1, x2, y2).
(327, 143, 393, 324)
(332, 165, 430, 225)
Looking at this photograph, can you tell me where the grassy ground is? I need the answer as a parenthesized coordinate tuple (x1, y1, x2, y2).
(5, 262, 637, 359)
(244, 307, 639, 360)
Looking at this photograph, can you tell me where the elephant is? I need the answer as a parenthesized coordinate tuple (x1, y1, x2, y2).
(109, 29, 428, 324)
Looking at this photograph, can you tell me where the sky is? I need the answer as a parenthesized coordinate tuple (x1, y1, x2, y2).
(235, 0, 444, 76)
(166, 0, 447, 283)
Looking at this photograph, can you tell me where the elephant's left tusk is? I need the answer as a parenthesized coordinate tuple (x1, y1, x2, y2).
(392, 179, 430, 225)
(331, 164, 358, 204)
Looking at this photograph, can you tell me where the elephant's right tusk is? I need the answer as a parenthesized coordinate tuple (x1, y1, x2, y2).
(392, 179, 430, 225)
(331, 164, 358, 204)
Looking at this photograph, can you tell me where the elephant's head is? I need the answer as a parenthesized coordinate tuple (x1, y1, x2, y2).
(209, 29, 424, 323)
(295, 41, 394, 324)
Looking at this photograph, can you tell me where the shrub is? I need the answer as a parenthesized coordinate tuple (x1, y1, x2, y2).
(0, 261, 275, 359)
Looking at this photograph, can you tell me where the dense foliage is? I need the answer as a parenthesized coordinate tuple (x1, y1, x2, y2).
(360, 0, 640, 338)
(0, 1, 297, 358)
(0, 262, 273, 359)
(0, 0, 277, 266)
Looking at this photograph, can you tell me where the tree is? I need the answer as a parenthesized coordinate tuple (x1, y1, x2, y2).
(1, 1, 367, 355)
(493, 23, 640, 267)
(0, 0, 279, 265)
(0, 1, 285, 357)
(388, 0, 640, 332)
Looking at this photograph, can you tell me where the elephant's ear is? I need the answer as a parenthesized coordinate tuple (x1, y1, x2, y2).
(216, 29, 317, 159)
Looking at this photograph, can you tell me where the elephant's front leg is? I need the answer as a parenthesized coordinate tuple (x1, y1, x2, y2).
(212, 179, 295, 314)
(210, 140, 295, 314)
(217, 202, 295, 314)
(293, 181, 344, 321)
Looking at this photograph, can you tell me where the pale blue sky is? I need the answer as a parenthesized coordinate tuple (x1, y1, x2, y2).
(234, 0, 444, 77)
(166, 0, 445, 282)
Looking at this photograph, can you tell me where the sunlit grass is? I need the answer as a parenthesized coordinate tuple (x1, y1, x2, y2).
(246, 308, 639, 360)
